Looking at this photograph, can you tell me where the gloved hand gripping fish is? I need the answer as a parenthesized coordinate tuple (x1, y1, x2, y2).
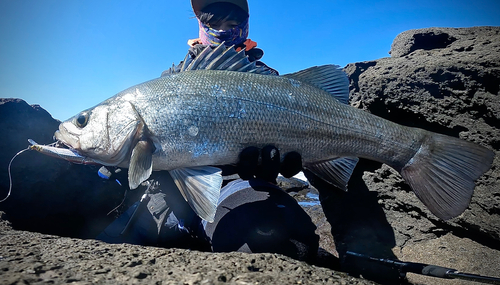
(36, 45, 494, 222)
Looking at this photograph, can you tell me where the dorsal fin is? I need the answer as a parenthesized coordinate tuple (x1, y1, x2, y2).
(283, 65, 350, 104)
(166, 44, 272, 75)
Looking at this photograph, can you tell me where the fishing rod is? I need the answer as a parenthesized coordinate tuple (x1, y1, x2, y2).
(345, 251, 500, 284)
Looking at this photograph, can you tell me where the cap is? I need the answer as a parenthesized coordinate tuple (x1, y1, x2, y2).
(191, 0, 249, 14)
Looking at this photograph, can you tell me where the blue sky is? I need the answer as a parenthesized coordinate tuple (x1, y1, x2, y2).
(1, 1, 499, 121)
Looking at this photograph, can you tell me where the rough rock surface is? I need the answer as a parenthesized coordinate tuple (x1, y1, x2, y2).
(337, 26, 500, 284)
(1, 26, 499, 284)
(0, 214, 373, 285)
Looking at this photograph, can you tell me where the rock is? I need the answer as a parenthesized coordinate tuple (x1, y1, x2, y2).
(0, 213, 374, 284)
(0, 98, 130, 238)
(344, 26, 500, 242)
(399, 233, 500, 285)
(327, 26, 499, 284)
(389, 26, 500, 58)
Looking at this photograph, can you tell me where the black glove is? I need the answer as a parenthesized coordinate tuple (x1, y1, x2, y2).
(244, 47, 264, 62)
(236, 145, 303, 184)
(188, 44, 209, 58)
(280, 151, 302, 178)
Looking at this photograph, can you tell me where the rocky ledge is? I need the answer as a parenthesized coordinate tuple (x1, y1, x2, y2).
(1, 26, 499, 284)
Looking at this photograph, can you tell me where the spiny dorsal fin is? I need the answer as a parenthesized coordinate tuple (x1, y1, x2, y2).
(185, 45, 214, 71)
(283, 65, 350, 104)
(167, 44, 271, 75)
(198, 43, 226, 69)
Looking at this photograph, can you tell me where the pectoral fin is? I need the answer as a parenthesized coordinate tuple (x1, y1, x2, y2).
(169, 166, 223, 223)
(128, 140, 154, 189)
(305, 157, 359, 191)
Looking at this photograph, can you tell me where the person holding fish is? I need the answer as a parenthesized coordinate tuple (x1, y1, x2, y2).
(26, 0, 493, 274)
(97, 0, 321, 264)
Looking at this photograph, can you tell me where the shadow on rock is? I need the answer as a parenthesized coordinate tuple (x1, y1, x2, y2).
(305, 159, 405, 284)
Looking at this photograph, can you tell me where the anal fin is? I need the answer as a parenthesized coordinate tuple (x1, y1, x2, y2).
(305, 157, 359, 191)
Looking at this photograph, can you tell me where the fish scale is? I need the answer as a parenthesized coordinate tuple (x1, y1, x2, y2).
(119, 70, 421, 171)
(52, 46, 494, 222)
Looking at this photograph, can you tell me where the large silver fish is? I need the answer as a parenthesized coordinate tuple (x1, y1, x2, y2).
(54, 45, 494, 222)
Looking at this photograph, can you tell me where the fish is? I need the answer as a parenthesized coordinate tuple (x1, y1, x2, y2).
(52, 44, 495, 222)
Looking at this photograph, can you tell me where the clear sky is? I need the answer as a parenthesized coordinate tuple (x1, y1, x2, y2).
(1, 0, 499, 121)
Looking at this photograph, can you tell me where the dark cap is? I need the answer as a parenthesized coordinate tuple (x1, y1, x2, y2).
(191, 0, 249, 14)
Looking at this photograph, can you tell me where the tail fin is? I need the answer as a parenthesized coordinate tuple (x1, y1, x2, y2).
(400, 133, 494, 220)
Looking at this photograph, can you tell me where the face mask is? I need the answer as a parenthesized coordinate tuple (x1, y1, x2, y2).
(198, 18, 249, 46)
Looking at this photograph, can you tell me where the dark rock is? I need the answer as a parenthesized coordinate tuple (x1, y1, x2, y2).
(0, 214, 374, 284)
(0, 98, 130, 238)
(390, 26, 500, 58)
(334, 26, 500, 284)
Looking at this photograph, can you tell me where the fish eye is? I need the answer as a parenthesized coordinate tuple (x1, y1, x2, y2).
(75, 112, 89, 128)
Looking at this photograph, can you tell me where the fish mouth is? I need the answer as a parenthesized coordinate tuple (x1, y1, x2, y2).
(52, 129, 102, 165)
(52, 133, 79, 153)
(54, 124, 81, 151)
(53, 129, 85, 157)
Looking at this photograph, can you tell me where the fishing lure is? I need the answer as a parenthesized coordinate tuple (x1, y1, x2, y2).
(28, 139, 97, 165)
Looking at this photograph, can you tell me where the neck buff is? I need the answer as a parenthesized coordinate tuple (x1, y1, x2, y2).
(198, 18, 249, 46)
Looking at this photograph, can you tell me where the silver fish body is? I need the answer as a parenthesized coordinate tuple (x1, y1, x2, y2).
(53, 46, 494, 222)
(106, 70, 420, 170)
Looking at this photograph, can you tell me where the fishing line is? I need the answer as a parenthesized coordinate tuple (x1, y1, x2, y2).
(107, 187, 128, 216)
(97, 166, 128, 216)
(1, 147, 31, 203)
